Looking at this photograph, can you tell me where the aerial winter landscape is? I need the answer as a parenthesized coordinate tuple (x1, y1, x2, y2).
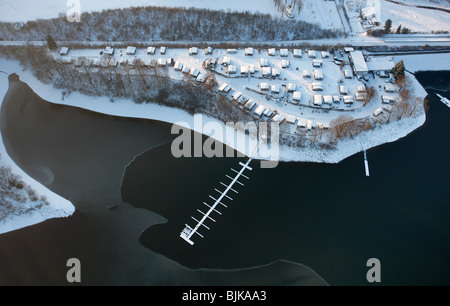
(0, 0, 449, 291)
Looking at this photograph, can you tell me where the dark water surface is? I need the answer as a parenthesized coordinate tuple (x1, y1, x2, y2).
(122, 71, 450, 285)
(0, 77, 326, 285)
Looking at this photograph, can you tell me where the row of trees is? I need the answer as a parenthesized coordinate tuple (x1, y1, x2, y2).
(0, 6, 342, 42)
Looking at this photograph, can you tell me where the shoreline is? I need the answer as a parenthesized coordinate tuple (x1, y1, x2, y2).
(0, 55, 432, 234)
(0, 74, 328, 285)
(0, 64, 74, 235)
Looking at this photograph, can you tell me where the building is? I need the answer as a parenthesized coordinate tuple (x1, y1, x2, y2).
(313, 95, 323, 106)
(226, 65, 237, 74)
(174, 61, 183, 71)
(260, 58, 269, 67)
(280, 49, 289, 57)
(343, 69, 353, 79)
(268, 48, 276, 56)
(157, 58, 167, 66)
(204, 47, 213, 55)
(366, 57, 395, 74)
(323, 95, 333, 105)
(314, 70, 323, 80)
(196, 73, 206, 83)
(281, 60, 290, 68)
(160, 46, 166, 55)
(349, 51, 369, 75)
(339, 85, 349, 95)
(262, 67, 272, 77)
(373, 108, 383, 117)
(126, 46, 136, 55)
(287, 83, 296, 92)
(221, 56, 231, 66)
(272, 68, 280, 77)
(343, 95, 355, 104)
(218, 83, 231, 93)
(362, 6, 377, 21)
(244, 47, 254, 56)
(302, 69, 311, 78)
(312, 59, 323, 68)
(147, 47, 156, 55)
(293, 49, 302, 58)
(189, 68, 200, 77)
(189, 47, 198, 55)
(292, 91, 301, 103)
(104, 46, 114, 55)
(253, 105, 266, 118)
(260, 82, 270, 91)
(308, 50, 317, 58)
(271, 84, 280, 94)
(312, 83, 324, 91)
(59, 47, 70, 55)
(384, 84, 396, 93)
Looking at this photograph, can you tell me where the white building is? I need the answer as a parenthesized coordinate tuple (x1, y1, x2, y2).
(147, 47, 156, 55)
(126, 46, 136, 55)
(293, 49, 302, 58)
(349, 51, 369, 76)
(292, 91, 301, 102)
(226, 65, 237, 74)
(189, 47, 198, 55)
(245, 47, 254, 56)
(339, 85, 349, 95)
(308, 50, 317, 58)
(314, 70, 323, 80)
(260, 82, 270, 91)
(313, 95, 323, 106)
(271, 84, 280, 94)
(59, 47, 70, 55)
(280, 49, 289, 57)
(268, 48, 276, 56)
(204, 47, 213, 55)
(260, 58, 270, 67)
(174, 61, 183, 71)
(104, 46, 114, 55)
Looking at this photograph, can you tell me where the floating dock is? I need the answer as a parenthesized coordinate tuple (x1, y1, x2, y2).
(180, 158, 253, 245)
(364, 150, 370, 177)
(436, 94, 450, 108)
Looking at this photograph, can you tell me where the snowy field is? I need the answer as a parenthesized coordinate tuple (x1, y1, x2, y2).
(345, 0, 450, 33)
(0, 0, 344, 31)
(0, 59, 74, 234)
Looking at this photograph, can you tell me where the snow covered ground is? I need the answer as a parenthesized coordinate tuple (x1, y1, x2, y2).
(0, 59, 74, 234)
(345, 0, 450, 33)
(0, 0, 343, 30)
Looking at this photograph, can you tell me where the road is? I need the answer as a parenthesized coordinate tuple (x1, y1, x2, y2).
(1, 33, 449, 48)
